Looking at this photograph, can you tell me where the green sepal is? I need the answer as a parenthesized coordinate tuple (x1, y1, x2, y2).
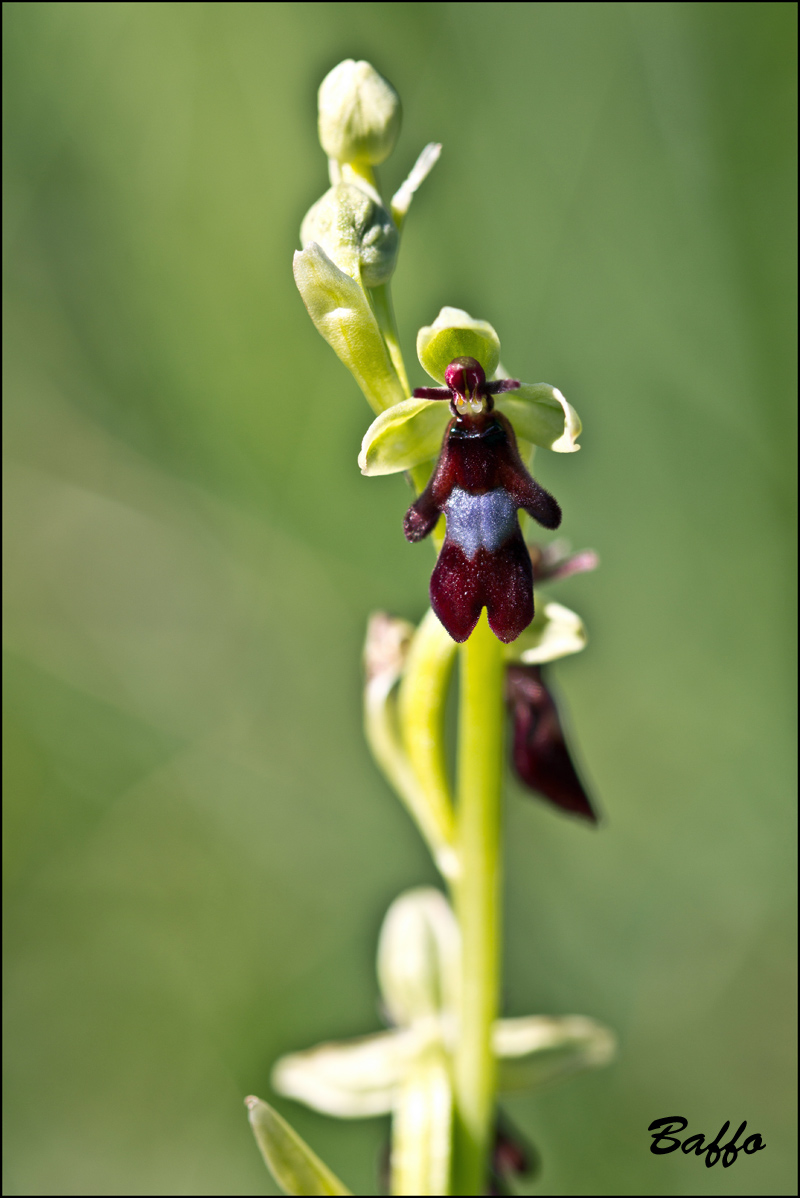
(495, 384, 582, 453)
(505, 600, 587, 664)
(293, 244, 405, 414)
(272, 1030, 411, 1118)
(493, 1016, 616, 1093)
(359, 397, 449, 476)
(417, 307, 501, 383)
(245, 1096, 352, 1195)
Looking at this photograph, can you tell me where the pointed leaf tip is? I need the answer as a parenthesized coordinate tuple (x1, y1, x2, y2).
(391, 142, 442, 224)
(246, 1096, 352, 1195)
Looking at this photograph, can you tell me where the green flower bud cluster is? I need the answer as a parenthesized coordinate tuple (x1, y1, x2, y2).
(300, 181, 398, 288)
(294, 59, 441, 415)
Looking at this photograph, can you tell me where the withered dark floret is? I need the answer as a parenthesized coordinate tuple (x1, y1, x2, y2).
(487, 1109, 541, 1196)
(529, 541, 599, 585)
(404, 357, 561, 644)
(506, 663, 597, 823)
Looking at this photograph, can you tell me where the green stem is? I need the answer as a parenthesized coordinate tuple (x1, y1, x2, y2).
(452, 612, 504, 1195)
(370, 282, 411, 396)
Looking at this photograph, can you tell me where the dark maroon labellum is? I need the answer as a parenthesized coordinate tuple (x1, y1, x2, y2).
(506, 664, 598, 823)
(405, 357, 561, 644)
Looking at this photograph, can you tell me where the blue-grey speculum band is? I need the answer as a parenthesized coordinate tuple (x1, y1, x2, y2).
(443, 486, 518, 559)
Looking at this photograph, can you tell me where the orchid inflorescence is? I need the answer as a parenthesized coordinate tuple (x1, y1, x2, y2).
(247, 60, 614, 1197)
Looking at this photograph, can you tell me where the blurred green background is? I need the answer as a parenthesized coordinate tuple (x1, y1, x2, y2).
(3, 3, 796, 1194)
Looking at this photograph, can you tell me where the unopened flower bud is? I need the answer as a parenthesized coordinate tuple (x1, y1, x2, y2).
(301, 182, 398, 287)
(377, 888, 459, 1028)
(318, 60, 401, 166)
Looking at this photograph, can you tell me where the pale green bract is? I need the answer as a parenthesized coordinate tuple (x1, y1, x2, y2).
(391, 142, 442, 228)
(496, 386, 581, 453)
(293, 243, 405, 414)
(507, 600, 588, 664)
(245, 1096, 352, 1196)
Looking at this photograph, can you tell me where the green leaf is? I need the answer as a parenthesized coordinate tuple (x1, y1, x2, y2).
(506, 600, 587, 664)
(390, 1049, 453, 1197)
(494, 1016, 616, 1093)
(245, 1096, 352, 1195)
(272, 1030, 409, 1117)
(417, 307, 501, 383)
(293, 244, 405, 414)
(359, 396, 449, 475)
(495, 384, 582, 453)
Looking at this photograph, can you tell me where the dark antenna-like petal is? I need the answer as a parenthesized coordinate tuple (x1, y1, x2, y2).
(412, 386, 453, 400)
(485, 378, 521, 395)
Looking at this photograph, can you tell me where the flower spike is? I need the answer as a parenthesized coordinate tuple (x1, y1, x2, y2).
(405, 357, 561, 644)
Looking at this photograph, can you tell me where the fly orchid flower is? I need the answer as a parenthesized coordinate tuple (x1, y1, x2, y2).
(272, 888, 615, 1195)
(404, 356, 561, 643)
(359, 308, 582, 645)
